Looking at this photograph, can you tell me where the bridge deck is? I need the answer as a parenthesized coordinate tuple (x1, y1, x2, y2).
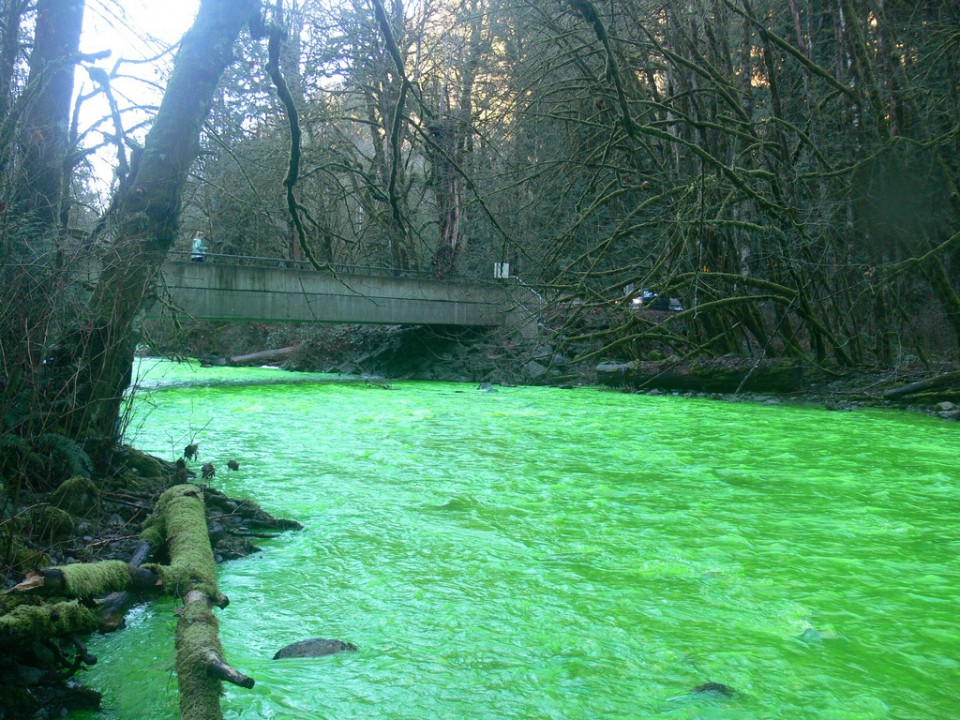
(148, 260, 514, 327)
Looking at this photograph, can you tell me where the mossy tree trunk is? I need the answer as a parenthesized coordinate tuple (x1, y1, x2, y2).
(7, 0, 85, 235)
(148, 485, 253, 720)
(58, 0, 262, 444)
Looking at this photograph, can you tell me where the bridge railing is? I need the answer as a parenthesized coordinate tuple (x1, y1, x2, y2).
(167, 250, 437, 280)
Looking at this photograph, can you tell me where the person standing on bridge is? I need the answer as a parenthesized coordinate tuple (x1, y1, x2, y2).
(191, 231, 209, 262)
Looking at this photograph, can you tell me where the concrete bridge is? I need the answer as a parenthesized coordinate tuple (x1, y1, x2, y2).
(145, 255, 537, 330)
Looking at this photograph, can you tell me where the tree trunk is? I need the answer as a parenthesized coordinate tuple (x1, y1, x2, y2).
(8, 0, 84, 235)
(0, 0, 25, 122)
(0, 0, 84, 438)
(61, 0, 261, 442)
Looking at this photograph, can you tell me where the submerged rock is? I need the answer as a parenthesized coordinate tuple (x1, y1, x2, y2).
(691, 682, 736, 697)
(798, 623, 838, 643)
(272, 638, 358, 659)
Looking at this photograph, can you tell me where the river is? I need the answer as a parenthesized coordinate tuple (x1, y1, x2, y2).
(72, 359, 959, 719)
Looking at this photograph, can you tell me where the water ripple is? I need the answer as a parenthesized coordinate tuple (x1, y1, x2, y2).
(71, 362, 960, 719)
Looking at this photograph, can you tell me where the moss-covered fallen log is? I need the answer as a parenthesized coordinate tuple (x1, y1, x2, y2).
(10, 560, 161, 597)
(0, 600, 103, 641)
(178, 588, 255, 720)
(881, 370, 960, 400)
(4, 484, 255, 720)
(149, 484, 253, 720)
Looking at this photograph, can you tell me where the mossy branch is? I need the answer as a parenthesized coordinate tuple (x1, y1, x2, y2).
(566, 0, 638, 139)
(0, 601, 102, 642)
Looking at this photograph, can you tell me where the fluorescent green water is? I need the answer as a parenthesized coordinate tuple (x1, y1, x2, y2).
(73, 360, 958, 719)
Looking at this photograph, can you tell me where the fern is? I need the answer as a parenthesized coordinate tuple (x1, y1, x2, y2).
(0, 434, 28, 479)
(0, 432, 92, 492)
(31, 433, 92, 483)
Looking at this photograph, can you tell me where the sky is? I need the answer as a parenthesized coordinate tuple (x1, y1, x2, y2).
(77, 0, 201, 193)
(82, 0, 199, 61)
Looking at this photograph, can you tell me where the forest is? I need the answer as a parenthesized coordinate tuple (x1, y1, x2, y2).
(3, 0, 960, 439)
(0, 0, 958, 717)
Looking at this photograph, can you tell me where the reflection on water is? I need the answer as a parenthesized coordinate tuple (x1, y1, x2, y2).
(73, 360, 960, 719)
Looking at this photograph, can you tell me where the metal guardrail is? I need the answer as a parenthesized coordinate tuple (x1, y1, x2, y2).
(167, 250, 437, 279)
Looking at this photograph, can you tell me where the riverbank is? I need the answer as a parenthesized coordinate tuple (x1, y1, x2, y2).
(155, 318, 960, 422)
(0, 445, 299, 719)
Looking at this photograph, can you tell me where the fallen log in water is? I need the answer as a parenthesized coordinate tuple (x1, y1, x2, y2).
(597, 358, 803, 394)
(6, 484, 254, 720)
(880, 370, 960, 400)
(0, 599, 104, 641)
(142, 484, 254, 718)
(227, 346, 297, 365)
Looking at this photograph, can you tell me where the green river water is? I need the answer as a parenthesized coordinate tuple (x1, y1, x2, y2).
(71, 359, 958, 719)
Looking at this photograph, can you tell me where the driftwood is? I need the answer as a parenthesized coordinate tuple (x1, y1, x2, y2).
(597, 358, 803, 394)
(881, 370, 960, 400)
(142, 485, 253, 719)
(6, 485, 255, 720)
(227, 346, 297, 365)
(203, 486, 303, 531)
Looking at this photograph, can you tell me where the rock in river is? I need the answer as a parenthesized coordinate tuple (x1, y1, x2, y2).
(272, 638, 358, 659)
(691, 682, 736, 697)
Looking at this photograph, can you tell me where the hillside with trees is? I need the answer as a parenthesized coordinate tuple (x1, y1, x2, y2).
(176, 0, 960, 369)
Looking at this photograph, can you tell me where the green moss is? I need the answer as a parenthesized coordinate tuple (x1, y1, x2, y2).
(121, 447, 168, 479)
(146, 485, 218, 598)
(110, 470, 149, 492)
(1, 537, 50, 574)
(27, 505, 75, 541)
(51, 475, 100, 516)
(139, 515, 165, 550)
(139, 512, 165, 550)
(175, 600, 225, 720)
(56, 560, 132, 598)
(0, 600, 101, 640)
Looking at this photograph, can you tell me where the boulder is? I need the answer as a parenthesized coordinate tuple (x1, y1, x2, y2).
(525, 360, 548, 379)
(51, 476, 99, 516)
(272, 638, 358, 660)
